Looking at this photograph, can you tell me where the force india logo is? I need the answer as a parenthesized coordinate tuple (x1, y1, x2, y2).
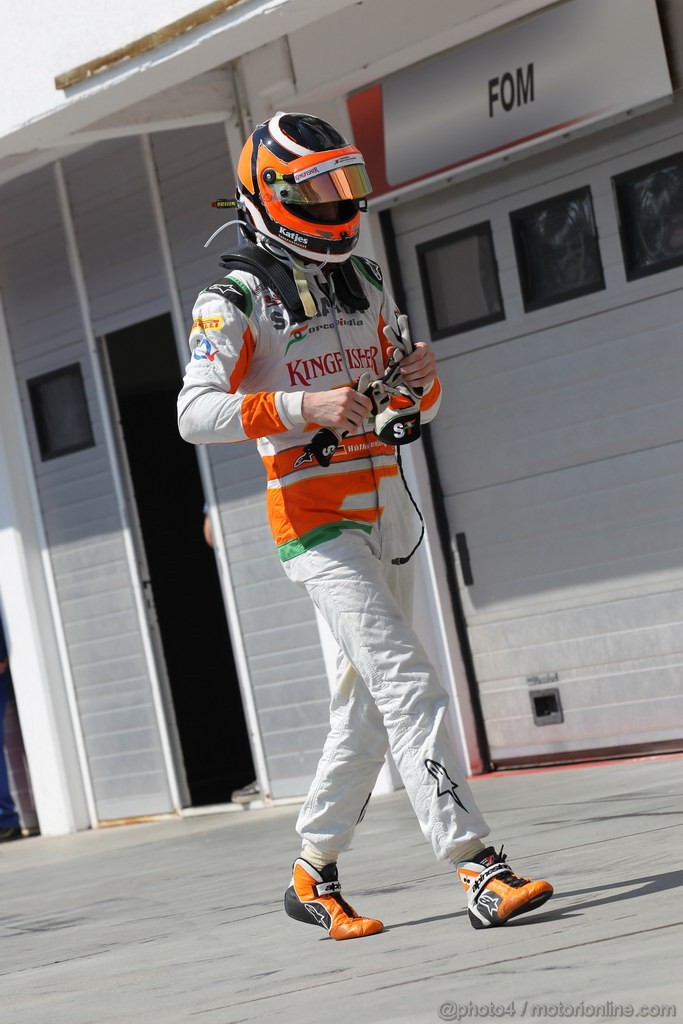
(285, 325, 308, 355)
(294, 154, 362, 183)
(286, 345, 380, 386)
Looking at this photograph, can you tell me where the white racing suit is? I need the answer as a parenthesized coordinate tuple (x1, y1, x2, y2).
(177, 252, 489, 861)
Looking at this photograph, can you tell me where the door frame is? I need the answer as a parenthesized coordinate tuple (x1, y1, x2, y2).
(98, 331, 192, 809)
(57, 159, 185, 817)
(378, 207, 492, 771)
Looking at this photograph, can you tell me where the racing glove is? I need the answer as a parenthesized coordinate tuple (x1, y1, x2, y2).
(301, 372, 390, 468)
(375, 314, 423, 445)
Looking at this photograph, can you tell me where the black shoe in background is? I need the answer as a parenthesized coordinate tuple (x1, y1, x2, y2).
(0, 827, 23, 843)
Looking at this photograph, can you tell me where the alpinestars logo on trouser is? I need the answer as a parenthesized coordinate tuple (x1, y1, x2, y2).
(284, 858, 384, 940)
(456, 846, 553, 929)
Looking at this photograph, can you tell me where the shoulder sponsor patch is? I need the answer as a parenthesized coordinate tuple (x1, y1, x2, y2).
(352, 256, 384, 289)
(191, 315, 224, 333)
(192, 338, 218, 362)
(362, 258, 382, 282)
(205, 280, 251, 315)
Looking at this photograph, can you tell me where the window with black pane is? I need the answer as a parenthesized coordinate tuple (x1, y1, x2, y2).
(27, 363, 95, 461)
(614, 152, 683, 280)
(417, 222, 505, 339)
(510, 187, 605, 311)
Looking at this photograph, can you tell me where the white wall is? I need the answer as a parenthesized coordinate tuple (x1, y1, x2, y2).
(0, 301, 91, 835)
(0, 0, 205, 137)
(0, 0, 358, 167)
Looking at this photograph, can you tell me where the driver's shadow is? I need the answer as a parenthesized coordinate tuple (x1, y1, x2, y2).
(509, 868, 683, 926)
(385, 869, 683, 931)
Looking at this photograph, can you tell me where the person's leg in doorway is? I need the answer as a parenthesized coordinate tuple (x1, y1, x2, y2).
(0, 668, 22, 842)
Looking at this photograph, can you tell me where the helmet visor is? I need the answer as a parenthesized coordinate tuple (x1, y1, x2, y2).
(271, 159, 372, 205)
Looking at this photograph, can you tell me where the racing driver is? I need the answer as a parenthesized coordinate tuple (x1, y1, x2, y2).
(177, 111, 554, 939)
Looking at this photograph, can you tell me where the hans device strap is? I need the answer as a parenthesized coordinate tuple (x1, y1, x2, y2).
(211, 243, 370, 323)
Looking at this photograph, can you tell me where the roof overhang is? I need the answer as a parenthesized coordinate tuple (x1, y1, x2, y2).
(0, 0, 356, 185)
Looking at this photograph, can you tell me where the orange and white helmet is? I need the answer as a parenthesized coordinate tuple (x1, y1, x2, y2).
(236, 112, 372, 263)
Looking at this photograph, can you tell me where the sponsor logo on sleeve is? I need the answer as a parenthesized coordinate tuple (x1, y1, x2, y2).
(192, 338, 218, 362)
(191, 316, 224, 333)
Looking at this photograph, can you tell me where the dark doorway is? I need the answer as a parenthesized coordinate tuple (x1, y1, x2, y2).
(103, 313, 254, 806)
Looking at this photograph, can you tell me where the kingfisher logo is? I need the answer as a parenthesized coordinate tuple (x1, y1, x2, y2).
(192, 338, 217, 362)
(293, 154, 361, 182)
(285, 325, 308, 355)
(286, 345, 379, 386)
(295, 165, 321, 182)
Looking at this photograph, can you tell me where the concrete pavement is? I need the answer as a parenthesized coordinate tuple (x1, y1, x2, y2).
(1, 755, 682, 1024)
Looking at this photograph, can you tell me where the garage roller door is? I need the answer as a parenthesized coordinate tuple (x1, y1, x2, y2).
(392, 107, 683, 765)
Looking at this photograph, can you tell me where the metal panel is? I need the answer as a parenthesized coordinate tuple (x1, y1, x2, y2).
(62, 139, 168, 336)
(150, 123, 237, 315)
(391, 99, 683, 763)
(0, 163, 174, 819)
(151, 124, 333, 798)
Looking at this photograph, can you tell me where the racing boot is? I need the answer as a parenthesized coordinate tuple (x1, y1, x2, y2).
(457, 846, 553, 929)
(284, 858, 384, 940)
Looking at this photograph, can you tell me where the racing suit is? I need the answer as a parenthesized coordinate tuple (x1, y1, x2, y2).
(177, 253, 489, 861)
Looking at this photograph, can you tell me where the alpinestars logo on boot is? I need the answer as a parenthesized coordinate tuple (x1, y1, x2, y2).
(305, 903, 330, 928)
(425, 759, 469, 811)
